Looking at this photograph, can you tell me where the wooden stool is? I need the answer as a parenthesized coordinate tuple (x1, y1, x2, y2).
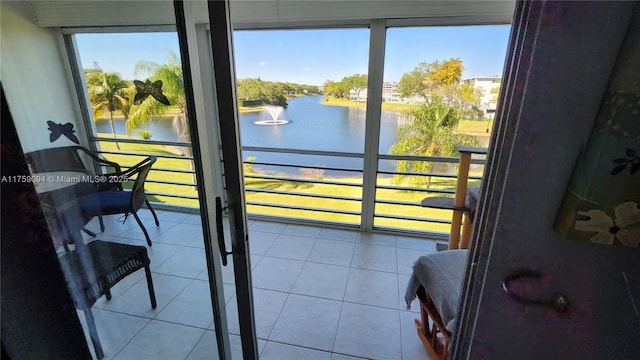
(421, 146, 487, 249)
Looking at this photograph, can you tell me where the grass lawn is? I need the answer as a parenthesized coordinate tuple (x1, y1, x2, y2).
(322, 96, 417, 113)
(244, 173, 460, 232)
(457, 119, 493, 135)
(96, 134, 464, 233)
(97, 135, 199, 208)
(239, 105, 264, 113)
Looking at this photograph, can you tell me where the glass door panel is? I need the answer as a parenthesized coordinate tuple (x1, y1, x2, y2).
(233, 28, 370, 226)
(376, 25, 510, 234)
(1, 0, 252, 358)
(69, 30, 229, 359)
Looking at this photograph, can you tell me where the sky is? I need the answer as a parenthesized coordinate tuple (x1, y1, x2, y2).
(76, 25, 511, 86)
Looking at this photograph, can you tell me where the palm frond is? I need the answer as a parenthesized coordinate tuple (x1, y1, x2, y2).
(134, 61, 159, 77)
(124, 51, 187, 134)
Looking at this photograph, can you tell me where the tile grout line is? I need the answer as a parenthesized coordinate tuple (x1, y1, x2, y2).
(106, 315, 152, 360)
(330, 228, 361, 356)
(264, 339, 336, 357)
(183, 329, 209, 360)
(99, 218, 432, 359)
(265, 227, 321, 343)
(397, 303, 406, 360)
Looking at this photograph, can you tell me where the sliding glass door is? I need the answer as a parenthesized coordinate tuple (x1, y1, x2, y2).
(374, 25, 510, 234)
(2, 0, 256, 358)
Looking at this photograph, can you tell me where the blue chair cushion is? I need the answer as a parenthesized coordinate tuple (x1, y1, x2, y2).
(80, 191, 132, 216)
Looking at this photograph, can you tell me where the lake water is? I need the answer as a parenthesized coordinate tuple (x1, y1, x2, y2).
(96, 95, 404, 176)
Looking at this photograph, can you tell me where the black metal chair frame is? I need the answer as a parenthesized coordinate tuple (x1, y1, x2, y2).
(25, 146, 123, 237)
(24, 145, 122, 184)
(81, 156, 160, 246)
(59, 240, 157, 359)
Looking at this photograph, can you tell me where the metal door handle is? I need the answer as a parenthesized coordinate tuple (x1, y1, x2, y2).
(503, 269, 570, 313)
(215, 197, 232, 266)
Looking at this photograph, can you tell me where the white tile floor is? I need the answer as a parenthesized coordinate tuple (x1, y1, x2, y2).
(77, 209, 439, 360)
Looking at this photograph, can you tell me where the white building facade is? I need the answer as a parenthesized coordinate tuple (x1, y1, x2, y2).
(348, 77, 501, 118)
(462, 76, 502, 118)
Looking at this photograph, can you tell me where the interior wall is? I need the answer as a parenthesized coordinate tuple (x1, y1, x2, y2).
(461, 1, 640, 359)
(0, 1, 82, 152)
(1, 85, 92, 360)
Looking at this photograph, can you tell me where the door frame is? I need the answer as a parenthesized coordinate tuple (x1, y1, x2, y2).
(61, 2, 259, 358)
(174, 1, 244, 359)
(202, 1, 259, 358)
(452, 1, 639, 358)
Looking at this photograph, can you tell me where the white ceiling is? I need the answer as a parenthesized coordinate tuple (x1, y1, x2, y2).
(27, 0, 516, 29)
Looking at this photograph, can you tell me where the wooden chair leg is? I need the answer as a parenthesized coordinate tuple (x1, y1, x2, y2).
(448, 151, 472, 249)
(460, 214, 473, 249)
(415, 287, 451, 360)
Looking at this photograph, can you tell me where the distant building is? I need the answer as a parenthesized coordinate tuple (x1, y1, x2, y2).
(382, 82, 401, 103)
(462, 76, 502, 118)
(349, 82, 426, 104)
(349, 88, 368, 102)
(346, 77, 501, 116)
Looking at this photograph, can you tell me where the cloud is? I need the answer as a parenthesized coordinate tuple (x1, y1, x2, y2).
(304, 67, 312, 71)
(259, 61, 267, 67)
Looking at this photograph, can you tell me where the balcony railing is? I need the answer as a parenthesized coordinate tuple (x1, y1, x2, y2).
(243, 146, 365, 227)
(91, 136, 199, 209)
(90, 137, 486, 237)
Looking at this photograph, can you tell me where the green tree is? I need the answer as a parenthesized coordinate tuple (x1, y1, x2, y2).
(323, 79, 350, 98)
(128, 51, 197, 187)
(389, 95, 480, 186)
(85, 71, 130, 149)
(397, 58, 465, 104)
(261, 81, 288, 108)
(343, 74, 368, 101)
(459, 82, 484, 119)
(237, 78, 263, 100)
(236, 78, 289, 108)
(282, 82, 298, 95)
(303, 84, 320, 95)
(128, 51, 189, 149)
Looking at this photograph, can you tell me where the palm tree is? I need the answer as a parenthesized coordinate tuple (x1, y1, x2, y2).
(128, 52, 196, 188)
(128, 51, 189, 153)
(389, 95, 480, 187)
(86, 71, 130, 149)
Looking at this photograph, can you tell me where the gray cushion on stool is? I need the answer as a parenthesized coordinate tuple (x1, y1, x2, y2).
(404, 250, 469, 331)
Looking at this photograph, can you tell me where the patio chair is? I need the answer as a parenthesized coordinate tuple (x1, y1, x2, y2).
(25, 145, 123, 237)
(59, 240, 157, 359)
(78, 156, 160, 246)
(405, 249, 469, 360)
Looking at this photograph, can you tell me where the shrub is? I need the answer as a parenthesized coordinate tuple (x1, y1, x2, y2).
(137, 129, 152, 140)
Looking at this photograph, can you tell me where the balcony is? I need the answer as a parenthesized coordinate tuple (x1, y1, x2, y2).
(91, 138, 486, 238)
(2, 2, 503, 357)
(79, 209, 441, 359)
